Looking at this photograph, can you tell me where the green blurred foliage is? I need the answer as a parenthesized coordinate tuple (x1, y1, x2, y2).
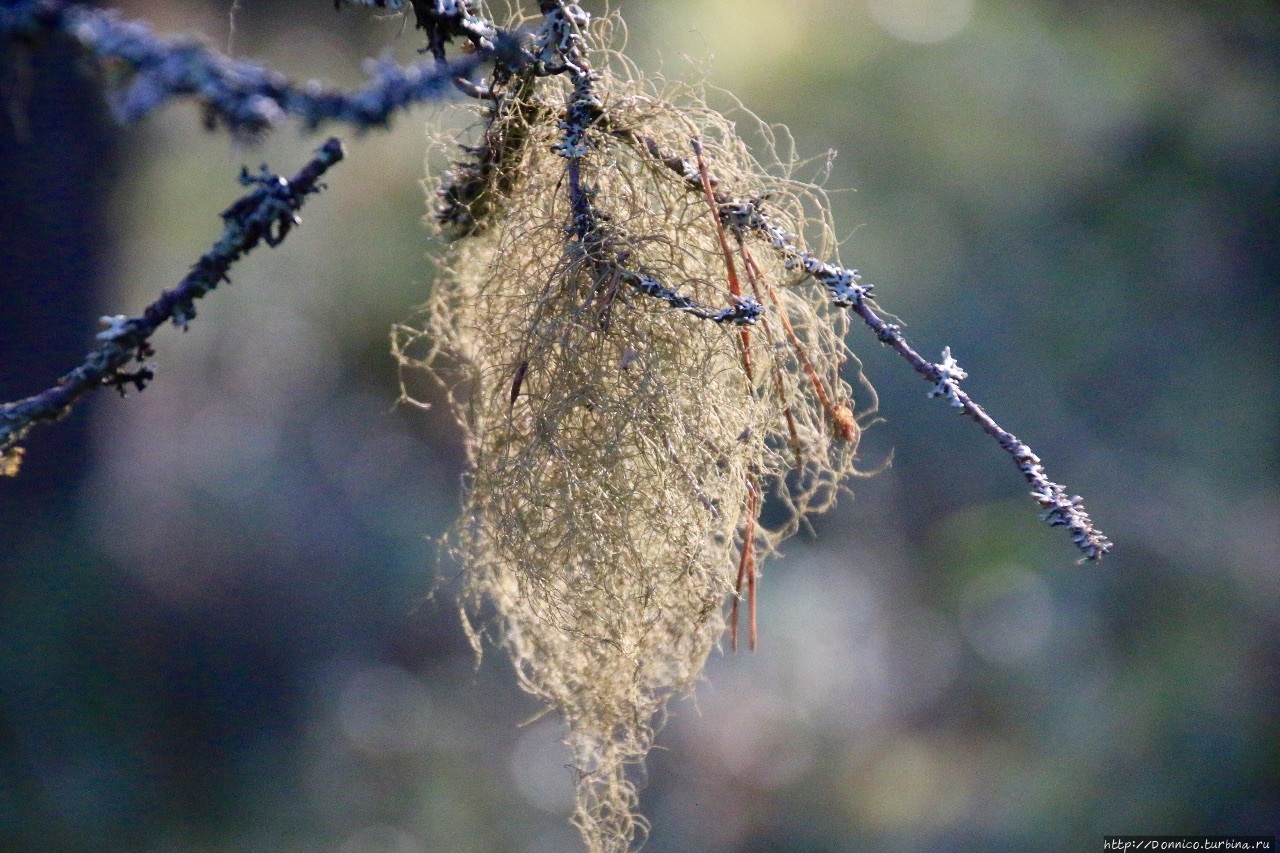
(1, 1, 1276, 851)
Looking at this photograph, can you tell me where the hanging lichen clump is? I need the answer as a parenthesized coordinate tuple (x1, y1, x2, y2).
(396, 3, 877, 849)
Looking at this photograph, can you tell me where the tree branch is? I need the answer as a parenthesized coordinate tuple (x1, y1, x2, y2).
(724, 197, 1114, 561)
(0, 0, 502, 134)
(0, 137, 346, 476)
(611, 132, 1113, 560)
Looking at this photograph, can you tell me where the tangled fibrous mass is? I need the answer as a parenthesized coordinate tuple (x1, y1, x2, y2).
(396, 9, 877, 850)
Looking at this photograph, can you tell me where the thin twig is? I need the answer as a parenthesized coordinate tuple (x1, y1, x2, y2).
(726, 198, 1113, 561)
(0, 138, 346, 475)
(614, 132, 1112, 560)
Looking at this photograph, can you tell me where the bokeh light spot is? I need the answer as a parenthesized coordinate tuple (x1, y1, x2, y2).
(958, 567, 1056, 665)
(337, 665, 434, 755)
(867, 0, 974, 44)
(339, 824, 423, 853)
(509, 721, 576, 814)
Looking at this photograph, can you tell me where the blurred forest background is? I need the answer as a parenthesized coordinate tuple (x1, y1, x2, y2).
(1, 1, 1276, 851)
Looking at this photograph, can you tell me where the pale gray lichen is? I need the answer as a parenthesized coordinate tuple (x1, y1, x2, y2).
(928, 345, 969, 407)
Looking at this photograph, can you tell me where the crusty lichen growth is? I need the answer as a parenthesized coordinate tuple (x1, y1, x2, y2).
(396, 12, 876, 851)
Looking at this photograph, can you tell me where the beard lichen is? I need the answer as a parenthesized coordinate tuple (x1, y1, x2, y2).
(395, 8, 878, 850)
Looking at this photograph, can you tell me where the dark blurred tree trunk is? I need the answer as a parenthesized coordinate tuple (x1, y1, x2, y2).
(0, 24, 119, 517)
(1, 17, 124, 848)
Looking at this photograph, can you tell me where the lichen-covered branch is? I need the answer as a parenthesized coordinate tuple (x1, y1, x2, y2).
(609, 133, 1111, 560)
(334, 2, 501, 64)
(722, 196, 1113, 560)
(543, 1, 760, 326)
(434, 0, 759, 323)
(0, 0, 500, 133)
(0, 138, 346, 476)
